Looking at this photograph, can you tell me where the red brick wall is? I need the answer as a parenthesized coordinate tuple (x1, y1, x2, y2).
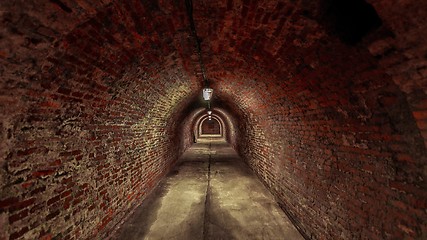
(0, 0, 426, 240)
(190, 0, 426, 239)
(366, 0, 427, 148)
(179, 108, 204, 152)
(0, 1, 199, 239)
(214, 108, 239, 147)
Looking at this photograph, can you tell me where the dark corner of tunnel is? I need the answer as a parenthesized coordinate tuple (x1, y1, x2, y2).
(315, 0, 383, 45)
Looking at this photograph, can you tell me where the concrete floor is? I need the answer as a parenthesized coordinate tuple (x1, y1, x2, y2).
(112, 139, 304, 240)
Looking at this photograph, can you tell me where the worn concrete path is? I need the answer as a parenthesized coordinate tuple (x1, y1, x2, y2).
(112, 140, 304, 240)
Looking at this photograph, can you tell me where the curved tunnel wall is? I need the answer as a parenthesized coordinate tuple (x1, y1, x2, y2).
(207, 52, 426, 239)
(0, 1, 200, 239)
(213, 107, 239, 147)
(190, 0, 427, 237)
(0, 0, 426, 240)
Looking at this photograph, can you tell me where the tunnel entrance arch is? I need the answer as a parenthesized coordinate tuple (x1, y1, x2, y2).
(194, 114, 226, 141)
(200, 117, 221, 135)
(182, 107, 238, 147)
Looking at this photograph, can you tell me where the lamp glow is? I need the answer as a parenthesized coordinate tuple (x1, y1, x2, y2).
(208, 110, 212, 115)
(203, 88, 213, 101)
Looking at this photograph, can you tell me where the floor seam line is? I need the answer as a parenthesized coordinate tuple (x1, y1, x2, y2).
(202, 142, 212, 240)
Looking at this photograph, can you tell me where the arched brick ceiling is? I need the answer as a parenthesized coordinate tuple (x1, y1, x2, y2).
(0, 0, 426, 239)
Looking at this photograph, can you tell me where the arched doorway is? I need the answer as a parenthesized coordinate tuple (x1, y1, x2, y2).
(201, 117, 221, 135)
(194, 114, 226, 142)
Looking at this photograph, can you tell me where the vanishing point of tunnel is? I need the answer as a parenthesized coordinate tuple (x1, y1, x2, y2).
(0, 0, 426, 239)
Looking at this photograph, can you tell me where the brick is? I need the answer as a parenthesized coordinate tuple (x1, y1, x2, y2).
(16, 147, 38, 156)
(9, 198, 36, 212)
(9, 209, 29, 223)
(57, 87, 71, 95)
(413, 110, 427, 120)
(396, 154, 415, 163)
(47, 195, 60, 206)
(0, 197, 20, 209)
(40, 234, 52, 240)
(61, 190, 72, 198)
(39, 101, 61, 109)
(9, 227, 29, 240)
(32, 169, 56, 178)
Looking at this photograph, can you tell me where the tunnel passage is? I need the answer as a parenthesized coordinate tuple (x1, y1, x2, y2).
(200, 117, 221, 135)
(187, 108, 235, 144)
(0, 0, 426, 240)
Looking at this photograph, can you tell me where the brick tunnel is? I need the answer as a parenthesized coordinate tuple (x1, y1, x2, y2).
(0, 0, 426, 239)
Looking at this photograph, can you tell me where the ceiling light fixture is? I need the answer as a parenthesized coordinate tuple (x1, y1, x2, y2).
(203, 88, 213, 101)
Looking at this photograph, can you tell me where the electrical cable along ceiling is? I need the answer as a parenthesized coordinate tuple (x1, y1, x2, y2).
(185, 0, 213, 110)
